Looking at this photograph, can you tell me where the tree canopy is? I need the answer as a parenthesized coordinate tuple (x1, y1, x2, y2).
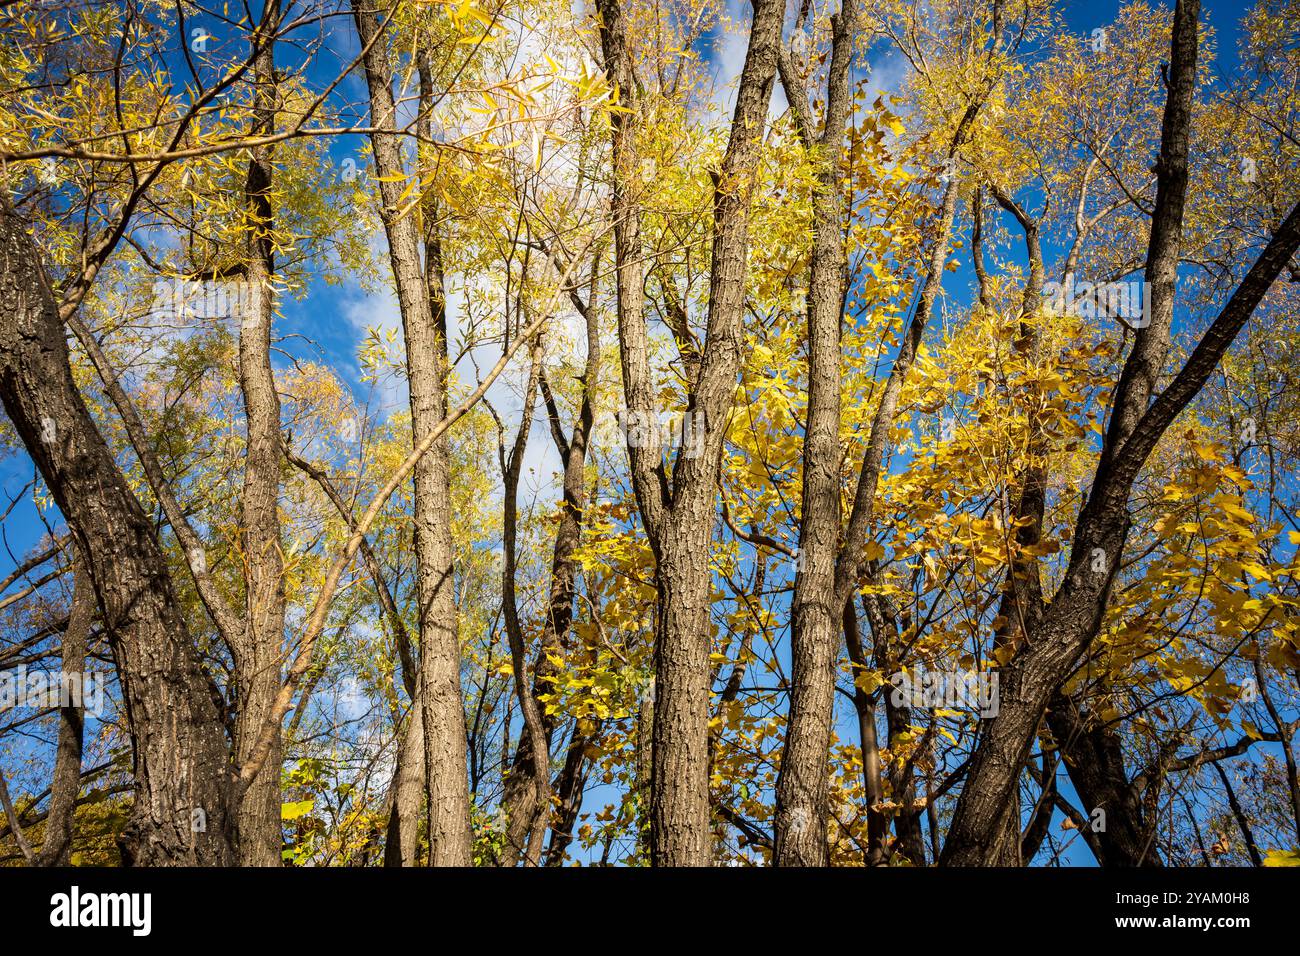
(0, 0, 1298, 870)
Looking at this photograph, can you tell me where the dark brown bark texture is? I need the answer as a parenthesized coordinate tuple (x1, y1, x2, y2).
(0, 198, 238, 865)
(596, 0, 784, 866)
(34, 552, 93, 866)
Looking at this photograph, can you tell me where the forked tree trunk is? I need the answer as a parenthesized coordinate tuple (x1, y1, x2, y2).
(596, 0, 784, 867)
(942, 0, 1300, 864)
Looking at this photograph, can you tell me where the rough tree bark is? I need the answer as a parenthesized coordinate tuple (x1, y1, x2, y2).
(351, 0, 473, 866)
(772, 0, 860, 867)
(0, 196, 238, 865)
(233, 1, 287, 866)
(596, 0, 784, 866)
(772, 6, 1000, 863)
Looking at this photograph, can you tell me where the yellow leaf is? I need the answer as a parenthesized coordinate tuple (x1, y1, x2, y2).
(281, 800, 314, 820)
(1192, 443, 1220, 462)
(1263, 849, 1300, 867)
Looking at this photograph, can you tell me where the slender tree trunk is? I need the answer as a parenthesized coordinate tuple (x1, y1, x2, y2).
(1253, 656, 1300, 844)
(545, 718, 597, 866)
(500, 266, 600, 862)
(234, 4, 286, 866)
(352, 0, 472, 865)
(883, 669, 928, 864)
(281, 443, 424, 865)
(500, 343, 552, 866)
(35, 552, 94, 866)
(773, 0, 859, 867)
(843, 600, 888, 865)
(1214, 763, 1263, 866)
(943, 0, 1203, 864)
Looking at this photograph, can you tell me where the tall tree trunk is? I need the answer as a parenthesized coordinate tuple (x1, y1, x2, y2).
(0, 196, 238, 865)
(499, 343, 551, 866)
(772, 32, 988, 864)
(234, 3, 286, 866)
(773, 0, 859, 867)
(983, 182, 1046, 866)
(1252, 655, 1300, 845)
(352, 0, 472, 865)
(773, 6, 1003, 865)
(596, 0, 784, 868)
